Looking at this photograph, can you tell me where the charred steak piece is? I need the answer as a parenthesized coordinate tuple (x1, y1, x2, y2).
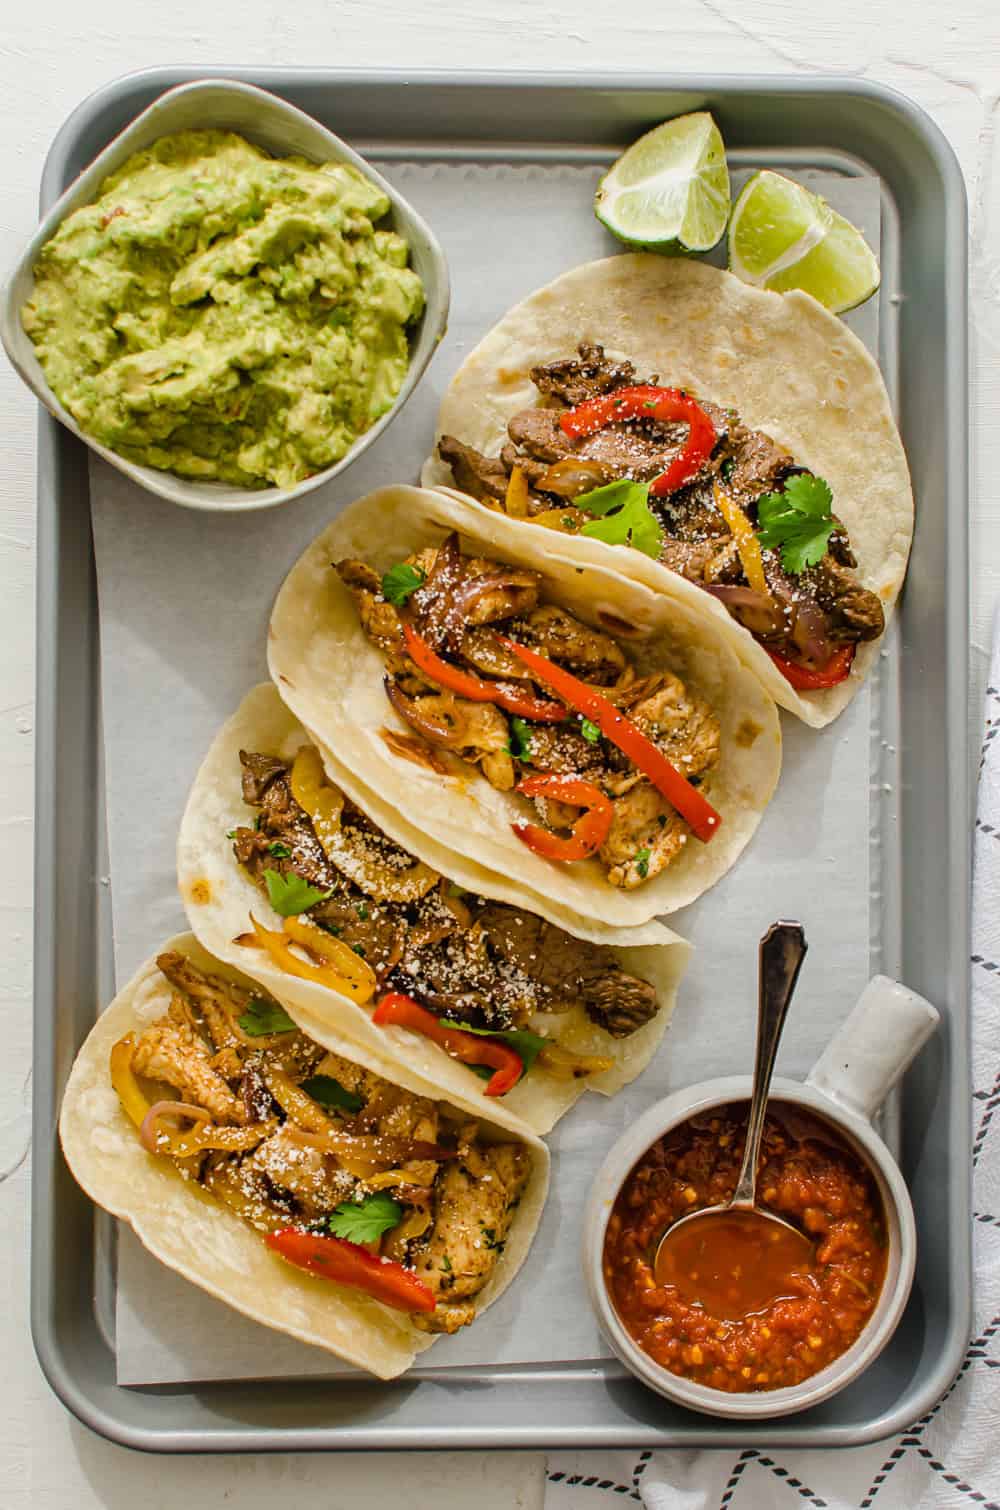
(530, 343, 636, 407)
(476, 903, 659, 1038)
(437, 435, 510, 505)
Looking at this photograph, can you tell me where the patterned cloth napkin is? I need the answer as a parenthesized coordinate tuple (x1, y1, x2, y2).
(545, 644, 1000, 1509)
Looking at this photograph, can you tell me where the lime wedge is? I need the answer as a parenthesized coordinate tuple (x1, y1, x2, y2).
(728, 170, 880, 313)
(595, 112, 730, 254)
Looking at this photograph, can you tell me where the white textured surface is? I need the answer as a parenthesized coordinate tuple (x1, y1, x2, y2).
(1, 2, 996, 1505)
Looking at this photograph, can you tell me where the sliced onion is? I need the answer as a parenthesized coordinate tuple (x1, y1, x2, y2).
(385, 679, 470, 749)
(533, 457, 608, 499)
(139, 1100, 211, 1153)
(788, 595, 835, 667)
(705, 584, 788, 638)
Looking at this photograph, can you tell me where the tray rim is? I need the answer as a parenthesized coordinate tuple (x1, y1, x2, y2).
(31, 65, 971, 1454)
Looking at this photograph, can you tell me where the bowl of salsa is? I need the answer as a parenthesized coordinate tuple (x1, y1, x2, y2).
(583, 1075, 917, 1418)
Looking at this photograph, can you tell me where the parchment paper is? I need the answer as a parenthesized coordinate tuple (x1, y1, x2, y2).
(87, 158, 884, 1384)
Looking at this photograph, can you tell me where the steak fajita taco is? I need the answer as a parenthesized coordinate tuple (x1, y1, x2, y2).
(59, 934, 548, 1379)
(178, 684, 689, 1134)
(266, 485, 781, 930)
(421, 257, 912, 728)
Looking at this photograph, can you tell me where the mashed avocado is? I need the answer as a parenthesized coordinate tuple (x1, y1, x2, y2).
(22, 130, 425, 488)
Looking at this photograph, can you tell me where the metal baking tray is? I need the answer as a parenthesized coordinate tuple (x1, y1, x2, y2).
(31, 67, 970, 1451)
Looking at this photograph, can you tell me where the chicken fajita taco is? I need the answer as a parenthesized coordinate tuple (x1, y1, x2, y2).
(59, 934, 548, 1379)
(178, 684, 689, 1134)
(266, 485, 782, 931)
(421, 257, 912, 728)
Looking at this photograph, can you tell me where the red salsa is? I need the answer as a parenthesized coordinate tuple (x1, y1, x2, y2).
(603, 1102, 888, 1393)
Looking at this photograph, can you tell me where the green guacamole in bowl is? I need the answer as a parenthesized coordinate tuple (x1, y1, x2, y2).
(21, 129, 425, 489)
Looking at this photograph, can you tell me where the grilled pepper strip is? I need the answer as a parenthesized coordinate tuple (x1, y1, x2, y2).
(767, 643, 856, 691)
(265, 1229, 437, 1314)
(244, 914, 376, 1004)
(713, 483, 770, 597)
(110, 1035, 152, 1129)
(499, 637, 722, 843)
(401, 623, 567, 723)
(512, 774, 613, 862)
(372, 992, 524, 1097)
(559, 384, 716, 496)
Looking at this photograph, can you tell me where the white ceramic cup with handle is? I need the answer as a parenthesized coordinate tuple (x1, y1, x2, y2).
(582, 976, 940, 1419)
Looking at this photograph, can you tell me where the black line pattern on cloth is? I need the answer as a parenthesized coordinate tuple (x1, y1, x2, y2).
(974, 1211, 1000, 1228)
(545, 1470, 638, 1499)
(915, 1445, 1000, 1508)
(973, 1066, 1000, 1164)
(979, 715, 1000, 772)
(754, 1456, 828, 1506)
(975, 819, 1000, 842)
(718, 1450, 757, 1509)
(970, 954, 1000, 975)
(859, 1440, 918, 1507)
(632, 1452, 652, 1494)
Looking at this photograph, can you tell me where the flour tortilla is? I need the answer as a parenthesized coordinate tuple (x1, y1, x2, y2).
(178, 682, 689, 1133)
(421, 256, 912, 728)
(267, 484, 782, 930)
(58, 933, 548, 1380)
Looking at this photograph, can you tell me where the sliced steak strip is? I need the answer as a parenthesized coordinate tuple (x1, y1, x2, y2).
(437, 435, 509, 505)
(530, 343, 637, 406)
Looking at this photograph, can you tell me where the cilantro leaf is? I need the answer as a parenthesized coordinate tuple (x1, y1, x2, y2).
(756, 474, 835, 574)
(579, 717, 600, 744)
(634, 846, 651, 879)
(506, 715, 534, 761)
(263, 868, 333, 917)
(268, 841, 292, 859)
(381, 562, 425, 606)
(328, 1192, 402, 1243)
(238, 996, 297, 1036)
(438, 1019, 547, 1078)
(575, 480, 664, 560)
(300, 1074, 364, 1114)
(441, 1253, 452, 1273)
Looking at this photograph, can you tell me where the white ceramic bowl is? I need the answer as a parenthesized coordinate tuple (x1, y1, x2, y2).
(582, 976, 940, 1420)
(0, 79, 449, 512)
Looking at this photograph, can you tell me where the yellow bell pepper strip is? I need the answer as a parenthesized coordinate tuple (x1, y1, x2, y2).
(498, 637, 722, 843)
(504, 464, 531, 517)
(265, 1229, 437, 1314)
(110, 1034, 152, 1129)
(560, 385, 716, 497)
(712, 482, 770, 597)
(241, 914, 376, 1004)
(289, 746, 438, 902)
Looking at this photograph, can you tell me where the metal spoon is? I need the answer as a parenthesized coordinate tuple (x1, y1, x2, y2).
(654, 921, 812, 1270)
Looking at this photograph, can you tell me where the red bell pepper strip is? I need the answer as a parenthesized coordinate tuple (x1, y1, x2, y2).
(559, 385, 717, 497)
(265, 1228, 437, 1314)
(372, 992, 524, 1097)
(766, 643, 856, 691)
(499, 637, 722, 843)
(401, 623, 567, 724)
(512, 774, 614, 862)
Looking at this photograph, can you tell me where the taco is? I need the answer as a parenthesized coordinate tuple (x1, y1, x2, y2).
(266, 484, 781, 930)
(58, 933, 548, 1379)
(421, 256, 912, 728)
(178, 683, 689, 1134)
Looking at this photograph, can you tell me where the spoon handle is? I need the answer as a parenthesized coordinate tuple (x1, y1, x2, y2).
(731, 921, 809, 1207)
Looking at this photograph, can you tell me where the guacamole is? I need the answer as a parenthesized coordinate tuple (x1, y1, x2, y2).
(22, 130, 425, 488)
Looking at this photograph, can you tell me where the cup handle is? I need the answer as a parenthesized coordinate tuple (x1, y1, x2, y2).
(804, 976, 940, 1124)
